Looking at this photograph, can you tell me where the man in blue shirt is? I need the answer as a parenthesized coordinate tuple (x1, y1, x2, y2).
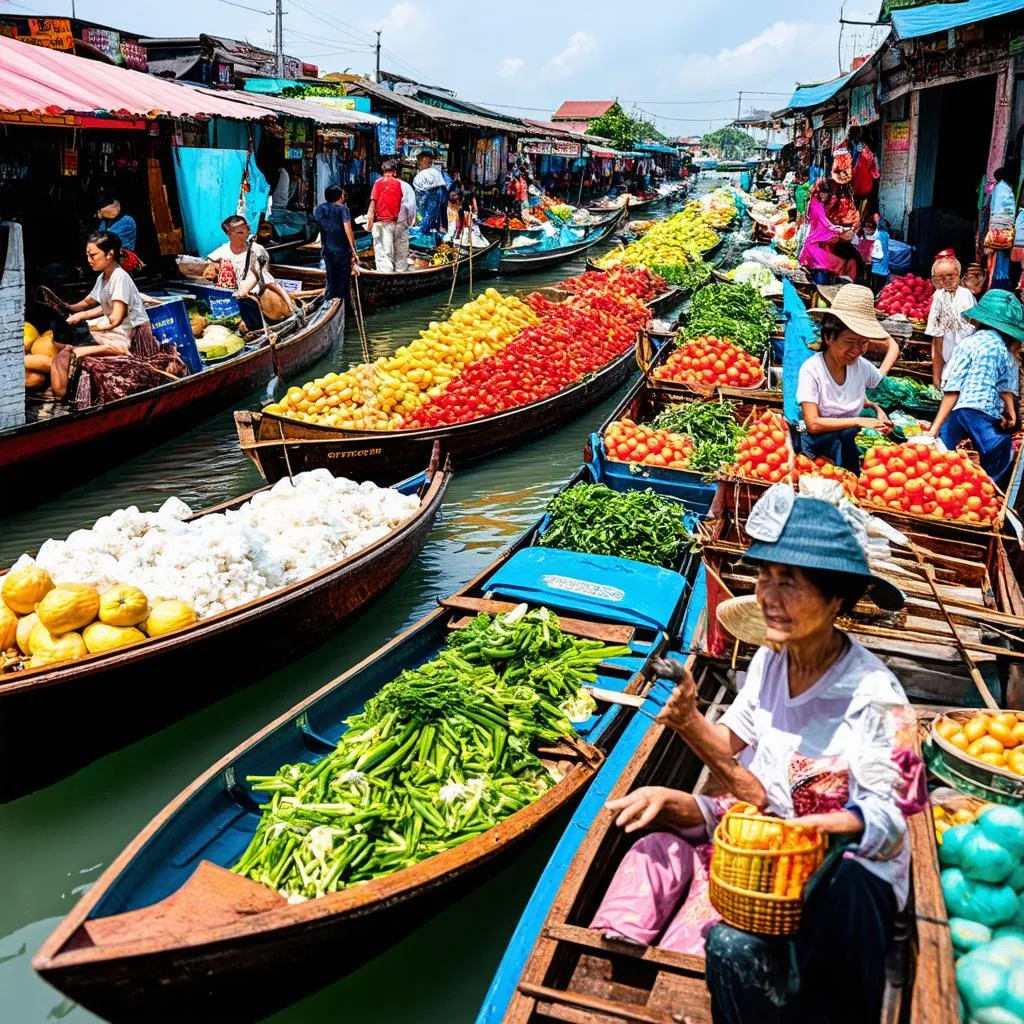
(312, 186, 360, 304)
(96, 198, 137, 252)
(926, 289, 1022, 486)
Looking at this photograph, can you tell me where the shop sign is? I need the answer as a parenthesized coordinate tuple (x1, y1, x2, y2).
(0, 110, 146, 129)
(305, 96, 373, 113)
(120, 40, 148, 72)
(376, 115, 398, 155)
(0, 16, 73, 50)
(883, 120, 911, 153)
(82, 27, 123, 64)
(521, 140, 582, 157)
(61, 148, 78, 176)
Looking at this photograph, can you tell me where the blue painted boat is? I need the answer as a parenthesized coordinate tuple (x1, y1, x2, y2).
(34, 466, 702, 1023)
(476, 571, 712, 1024)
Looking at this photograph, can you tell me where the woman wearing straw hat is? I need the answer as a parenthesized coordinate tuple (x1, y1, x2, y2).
(797, 284, 900, 473)
(589, 494, 922, 1024)
(924, 288, 1023, 488)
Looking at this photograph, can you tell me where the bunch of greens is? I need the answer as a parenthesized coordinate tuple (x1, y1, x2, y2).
(682, 283, 777, 356)
(649, 401, 743, 473)
(233, 607, 628, 900)
(540, 483, 692, 568)
(866, 375, 942, 412)
(648, 259, 713, 292)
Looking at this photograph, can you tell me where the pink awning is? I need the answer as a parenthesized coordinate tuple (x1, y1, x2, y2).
(0, 36, 278, 121)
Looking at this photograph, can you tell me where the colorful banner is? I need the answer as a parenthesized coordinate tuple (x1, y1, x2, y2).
(521, 140, 582, 157)
(883, 120, 910, 153)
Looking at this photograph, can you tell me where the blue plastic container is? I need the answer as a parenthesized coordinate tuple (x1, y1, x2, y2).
(146, 297, 203, 374)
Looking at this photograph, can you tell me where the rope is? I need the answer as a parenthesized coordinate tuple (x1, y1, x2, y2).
(351, 272, 371, 366)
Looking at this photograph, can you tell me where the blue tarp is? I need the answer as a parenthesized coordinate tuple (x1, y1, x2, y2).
(172, 147, 271, 257)
(782, 278, 819, 424)
(893, 0, 1023, 39)
(637, 143, 677, 154)
(788, 69, 860, 110)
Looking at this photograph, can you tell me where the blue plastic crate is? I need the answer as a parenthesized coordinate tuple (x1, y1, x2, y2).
(146, 296, 203, 374)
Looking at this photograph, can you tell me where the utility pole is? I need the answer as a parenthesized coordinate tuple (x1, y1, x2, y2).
(274, 0, 284, 78)
(736, 91, 743, 119)
(375, 30, 381, 83)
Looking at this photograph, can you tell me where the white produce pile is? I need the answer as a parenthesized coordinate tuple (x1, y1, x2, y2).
(11, 470, 420, 620)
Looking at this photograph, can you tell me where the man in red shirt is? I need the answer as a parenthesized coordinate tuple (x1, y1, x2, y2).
(366, 158, 410, 272)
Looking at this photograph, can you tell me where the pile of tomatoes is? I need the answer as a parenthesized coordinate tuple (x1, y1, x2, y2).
(875, 274, 933, 322)
(404, 279, 651, 428)
(654, 336, 764, 390)
(560, 267, 666, 303)
(603, 418, 694, 470)
(856, 444, 1000, 525)
(483, 216, 528, 229)
(726, 411, 857, 494)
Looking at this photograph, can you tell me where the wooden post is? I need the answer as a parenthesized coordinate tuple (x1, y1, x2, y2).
(0, 223, 26, 431)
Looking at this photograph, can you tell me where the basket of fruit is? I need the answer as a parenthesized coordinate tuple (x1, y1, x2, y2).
(875, 274, 933, 329)
(929, 711, 1024, 806)
(709, 802, 826, 936)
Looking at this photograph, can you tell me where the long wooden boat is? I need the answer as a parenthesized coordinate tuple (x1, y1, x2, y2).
(496, 209, 626, 275)
(0, 453, 450, 802)
(33, 471, 699, 1020)
(0, 295, 342, 509)
(234, 315, 671, 487)
(481, 649, 957, 1024)
(274, 236, 501, 314)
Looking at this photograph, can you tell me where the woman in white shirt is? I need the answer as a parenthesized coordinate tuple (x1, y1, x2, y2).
(590, 495, 920, 1024)
(925, 252, 976, 387)
(797, 284, 900, 473)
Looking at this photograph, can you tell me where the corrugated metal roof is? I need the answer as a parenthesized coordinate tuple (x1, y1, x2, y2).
(892, 0, 1023, 38)
(552, 100, 615, 120)
(200, 87, 385, 127)
(346, 79, 520, 133)
(0, 35, 277, 120)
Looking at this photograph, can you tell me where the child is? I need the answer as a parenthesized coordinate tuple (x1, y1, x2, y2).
(866, 216, 890, 293)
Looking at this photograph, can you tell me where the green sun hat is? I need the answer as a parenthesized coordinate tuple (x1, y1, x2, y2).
(964, 288, 1024, 343)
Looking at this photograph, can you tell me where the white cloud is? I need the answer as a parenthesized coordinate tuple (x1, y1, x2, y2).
(497, 57, 524, 79)
(670, 21, 836, 90)
(381, 3, 419, 32)
(545, 32, 596, 77)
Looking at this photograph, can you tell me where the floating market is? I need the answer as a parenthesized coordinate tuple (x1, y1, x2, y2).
(2, 3, 1024, 1024)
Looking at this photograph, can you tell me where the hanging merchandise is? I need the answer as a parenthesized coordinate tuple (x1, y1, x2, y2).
(376, 115, 398, 156)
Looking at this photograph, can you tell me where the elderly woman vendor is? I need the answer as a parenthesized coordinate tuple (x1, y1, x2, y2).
(590, 495, 921, 1024)
(797, 284, 900, 473)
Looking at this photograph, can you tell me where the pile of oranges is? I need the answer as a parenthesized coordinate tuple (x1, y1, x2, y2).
(603, 419, 695, 470)
(935, 712, 1024, 775)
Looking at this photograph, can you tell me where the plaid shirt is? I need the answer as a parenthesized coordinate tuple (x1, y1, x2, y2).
(943, 328, 1020, 420)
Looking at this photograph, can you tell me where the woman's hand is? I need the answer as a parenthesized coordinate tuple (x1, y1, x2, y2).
(650, 656, 699, 734)
(855, 415, 889, 431)
(606, 786, 674, 833)
(789, 810, 865, 837)
(66, 312, 84, 325)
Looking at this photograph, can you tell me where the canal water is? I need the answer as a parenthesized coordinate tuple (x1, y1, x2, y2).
(0, 181, 733, 1023)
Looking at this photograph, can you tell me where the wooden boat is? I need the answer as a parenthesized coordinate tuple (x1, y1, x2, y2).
(481, 661, 957, 1024)
(496, 209, 626, 275)
(0, 295, 342, 509)
(234, 297, 674, 487)
(0, 453, 451, 802)
(33, 472, 699, 1021)
(272, 235, 501, 314)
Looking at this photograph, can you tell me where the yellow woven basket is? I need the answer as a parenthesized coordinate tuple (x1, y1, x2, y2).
(708, 804, 826, 936)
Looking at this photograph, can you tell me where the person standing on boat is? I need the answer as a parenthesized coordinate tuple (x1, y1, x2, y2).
(412, 151, 449, 238)
(589, 493, 921, 1024)
(796, 284, 900, 473)
(313, 186, 360, 304)
(924, 288, 1023, 488)
(365, 159, 409, 273)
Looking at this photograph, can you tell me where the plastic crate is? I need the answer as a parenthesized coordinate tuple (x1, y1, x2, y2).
(146, 296, 203, 374)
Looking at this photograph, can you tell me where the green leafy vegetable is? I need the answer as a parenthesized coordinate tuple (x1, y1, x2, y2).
(540, 483, 692, 568)
(232, 607, 629, 901)
(682, 283, 777, 355)
(649, 401, 743, 473)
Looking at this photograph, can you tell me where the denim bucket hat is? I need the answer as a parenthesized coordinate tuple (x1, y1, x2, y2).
(741, 496, 905, 611)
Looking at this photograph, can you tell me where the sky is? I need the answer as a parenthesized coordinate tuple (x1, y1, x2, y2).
(2, 0, 889, 134)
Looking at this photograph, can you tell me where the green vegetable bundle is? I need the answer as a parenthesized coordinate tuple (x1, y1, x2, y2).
(867, 375, 942, 412)
(682, 283, 777, 356)
(649, 401, 743, 473)
(233, 607, 628, 900)
(648, 259, 713, 292)
(540, 483, 692, 568)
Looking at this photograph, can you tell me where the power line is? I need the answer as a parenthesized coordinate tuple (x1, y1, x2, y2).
(215, 0, 272, 13)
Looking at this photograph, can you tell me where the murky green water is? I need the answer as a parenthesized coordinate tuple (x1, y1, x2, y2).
(0, 184, 725, 1023)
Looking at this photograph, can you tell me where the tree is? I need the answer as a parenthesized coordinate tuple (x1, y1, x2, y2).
(588, 104, 665, 150)
(701, 127, 756, 160)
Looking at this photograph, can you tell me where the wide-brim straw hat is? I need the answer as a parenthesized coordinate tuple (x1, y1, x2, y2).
(809, 283, 893, 341)
(717, 595, 770, 647)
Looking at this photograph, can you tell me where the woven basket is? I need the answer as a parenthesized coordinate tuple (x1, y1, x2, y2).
(709, 805, 825, 936)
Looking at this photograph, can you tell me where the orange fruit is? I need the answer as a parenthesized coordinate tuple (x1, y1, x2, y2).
(1012, 722, 1024, 745)
(988, 721, 1019, 749)
(1006, 750, 1024, 775)
(948, 732, 969, 751)
(964, 717, 989, 743)
(978, 752, 1006, 768)
(994, 711, 1019, 729)
(935, 718, 961, 740)
(967, 736, 1004, 758)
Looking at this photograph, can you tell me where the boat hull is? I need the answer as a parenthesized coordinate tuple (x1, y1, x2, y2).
(236, 341, 643, 486)
(496, 209, 625, 275)
(0, 299, 343, 509)
(0, 465, 449, 801)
